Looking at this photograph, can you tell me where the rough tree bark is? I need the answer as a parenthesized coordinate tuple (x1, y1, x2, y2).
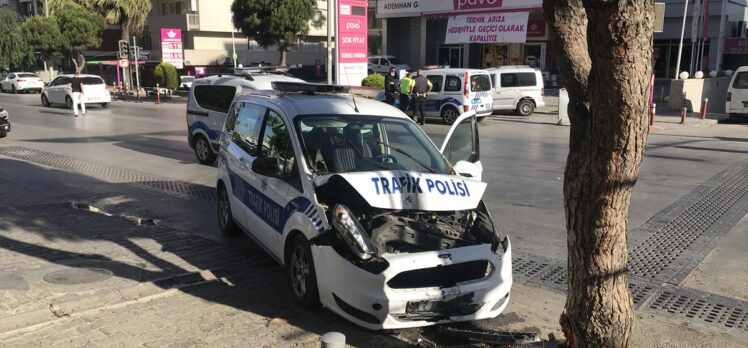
(543, 0, 654, 347)
(278, 47, 288, 67)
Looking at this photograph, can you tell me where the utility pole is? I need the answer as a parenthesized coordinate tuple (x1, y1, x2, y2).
(232, 31, 237, 69)
(674, 0, 688, 79)
(715, 0, 727, 71)
(327, 0, 334, 84)
(133, 36, 140, 94)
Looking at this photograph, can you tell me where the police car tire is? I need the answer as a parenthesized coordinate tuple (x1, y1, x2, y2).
(217, 184, 240, 236)
(441, 106, 459, 124)
(287, 234, 320, 308)
(65, 96, 73, 110)
(41, 94, 50, 107)
(517, 99, 535, 116)
(194, 135, 216, 165)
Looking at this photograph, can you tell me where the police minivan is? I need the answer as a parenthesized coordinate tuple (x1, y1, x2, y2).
(216, 82, 512, 330)
(186, 74, 305, 164)
(421, 68, 493, 124)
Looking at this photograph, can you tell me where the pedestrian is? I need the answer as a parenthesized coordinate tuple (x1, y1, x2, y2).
(398, 71, 414, 115)
(411, 68, 432, 125)
(68, 71, 86, 117)
(384, 67, 399, 105)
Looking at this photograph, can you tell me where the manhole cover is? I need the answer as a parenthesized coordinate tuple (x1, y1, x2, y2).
(43, 267, 114, 285)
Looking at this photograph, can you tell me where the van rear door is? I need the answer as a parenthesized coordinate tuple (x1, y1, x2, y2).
(467, 72, 493, 115)
(727, 69, 748, 115)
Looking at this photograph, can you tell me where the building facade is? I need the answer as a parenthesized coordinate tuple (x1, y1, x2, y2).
(375, 0, 748, 83)
(144, 0, 332, 73)
(654, 0, 748, 78)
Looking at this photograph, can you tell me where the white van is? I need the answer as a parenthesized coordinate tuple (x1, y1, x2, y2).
(486, 65, 545, 116)
(187, 74, 305, 164)
(422, 68, 493, 124)
(726, 66, 748, 121)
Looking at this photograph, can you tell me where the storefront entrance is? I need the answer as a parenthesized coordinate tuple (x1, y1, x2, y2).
(438, 45, 466, 68)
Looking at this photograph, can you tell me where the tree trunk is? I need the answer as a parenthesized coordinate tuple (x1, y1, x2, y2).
(543, 1, 654, 347)
(278, 47, 288, 67)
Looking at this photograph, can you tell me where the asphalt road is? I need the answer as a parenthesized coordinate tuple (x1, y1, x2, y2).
(1, 92, 747, 260)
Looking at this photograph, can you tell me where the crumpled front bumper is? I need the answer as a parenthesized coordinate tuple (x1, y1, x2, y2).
(311, 237, 512, 330)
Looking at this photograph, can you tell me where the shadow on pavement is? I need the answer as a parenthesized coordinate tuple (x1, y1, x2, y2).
(0, 158, 411, 346)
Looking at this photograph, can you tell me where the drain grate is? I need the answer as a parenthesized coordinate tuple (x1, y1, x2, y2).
(512, 253, 556, 282)
(627, 280, 658, 308)
(0, 146, 216, 201)
(646, 286, 747, 332)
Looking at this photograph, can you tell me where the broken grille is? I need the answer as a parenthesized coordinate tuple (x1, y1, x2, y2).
(387, 260, 492, 289)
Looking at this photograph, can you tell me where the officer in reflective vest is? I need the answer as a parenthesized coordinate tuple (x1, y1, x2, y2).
(411, 68, 432, 125)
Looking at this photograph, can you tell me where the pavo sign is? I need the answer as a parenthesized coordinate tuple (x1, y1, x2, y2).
(161, 28, 184, 69)
(336, 0, 368, 86)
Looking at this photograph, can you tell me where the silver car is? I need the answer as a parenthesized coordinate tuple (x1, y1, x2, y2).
(41, 74, 112, 109)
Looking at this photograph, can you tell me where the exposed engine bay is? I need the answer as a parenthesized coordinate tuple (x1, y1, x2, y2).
(314, 176, 505, 263)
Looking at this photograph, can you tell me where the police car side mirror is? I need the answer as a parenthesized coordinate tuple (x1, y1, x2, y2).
(252, 156, 283, 179)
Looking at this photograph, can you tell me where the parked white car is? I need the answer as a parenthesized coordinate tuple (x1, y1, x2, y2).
(216, 82, 512, 330)
(41, 74, 112, 109)
(726, 66, 748, 121)
(368, 55, 411, 75)
(1, 72, 44, 94)
(486, 65, 546, 116)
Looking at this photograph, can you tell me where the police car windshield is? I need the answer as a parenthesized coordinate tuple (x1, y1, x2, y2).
(295, 115, 450, 175)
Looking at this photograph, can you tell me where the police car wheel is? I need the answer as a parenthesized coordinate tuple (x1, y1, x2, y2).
(517, 100, 535, 116)
(441, 106, 459, 124)
(288, 234, 320, 308)
(217, 184, 240, 236)
(194, 135, 216, 165)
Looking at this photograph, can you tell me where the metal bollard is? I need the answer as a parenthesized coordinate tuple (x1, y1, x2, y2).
(680, 107, 687, 125)
(700, 98, 708, 120)
(320, 332, 345, 348)
(650, 103, 656, 126)
(156, 84, 161, 104)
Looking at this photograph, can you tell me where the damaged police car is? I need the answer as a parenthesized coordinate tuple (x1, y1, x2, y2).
(216, 82, 512, 330)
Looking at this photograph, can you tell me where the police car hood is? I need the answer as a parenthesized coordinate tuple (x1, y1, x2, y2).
(314, 170, 487, 211)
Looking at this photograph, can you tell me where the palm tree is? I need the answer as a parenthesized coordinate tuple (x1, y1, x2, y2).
(80, 0, 152, 44)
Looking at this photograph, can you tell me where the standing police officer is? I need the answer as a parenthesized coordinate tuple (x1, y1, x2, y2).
(383, 67, 399, 105)
(411, 68, 432, 125)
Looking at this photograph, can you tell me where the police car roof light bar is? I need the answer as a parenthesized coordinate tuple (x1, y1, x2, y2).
(271, 82, 351, 95)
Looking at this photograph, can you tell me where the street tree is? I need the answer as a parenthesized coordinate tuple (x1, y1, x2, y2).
(80, 0, 152, 43)
(0, 9, 31, 71)
(56, 2, 107, 73)
(21, 15, 65, 74)
(543, 0, 653, 346)
(231, 0, 325, 66)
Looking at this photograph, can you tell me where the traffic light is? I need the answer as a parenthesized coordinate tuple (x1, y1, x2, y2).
(118, 40, 129, 59)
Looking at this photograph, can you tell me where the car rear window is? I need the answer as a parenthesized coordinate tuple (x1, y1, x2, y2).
(193, 85, 236, 113)
(18, 73, 38, 78)
(732, 72, 748, 89)
(470, 74, 491, 92)
(81, 77, 104, 85)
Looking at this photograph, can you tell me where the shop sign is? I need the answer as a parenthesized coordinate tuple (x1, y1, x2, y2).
(160, 28, 184, 69)
(724, 38, 748, 54)
(527, 18, 545, 37)
(377, 0, 541, 17)
(337, 0, 368, 86)
(445, 12, 529, 44)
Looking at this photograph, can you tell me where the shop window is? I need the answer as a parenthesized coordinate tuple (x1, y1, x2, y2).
(426, 75, 443, 92)
(444, 76, 461, 92)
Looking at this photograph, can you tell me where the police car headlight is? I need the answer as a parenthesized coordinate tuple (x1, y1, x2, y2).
(332, 204, 376, 260)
